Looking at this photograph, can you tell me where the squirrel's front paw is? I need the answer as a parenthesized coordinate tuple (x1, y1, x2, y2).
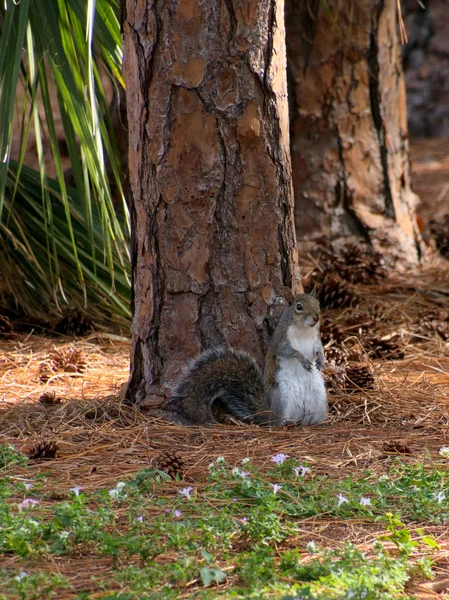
(315, 355, 324, 371)
(300, 358, 313, 372)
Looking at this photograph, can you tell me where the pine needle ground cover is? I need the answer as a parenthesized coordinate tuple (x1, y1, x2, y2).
(1, 262, 449, 599)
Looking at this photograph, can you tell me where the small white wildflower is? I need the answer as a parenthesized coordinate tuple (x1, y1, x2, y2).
(58, 531, 70, 540)
(271, 483, 282, 494)
(232, 467, 249, 479)
(378, 475, 389, 482)
(136, 515, 144, 522)
(109, 481, 126, 499)
(294, 465, 311, 477)
(215, 456, 226, 464)
(179, 486, 194, 499)
(24, 483, 34, 491)
(14, 572, 28, 582)
(241, 517, 248, 524)
(337, 493, 348, 506)
(360, 497, 371, 506)
(241, 457, 251, 465)
(435, 491, 446, 503)
(307, 541, 317, 553)
(439, 447, 449, 458)
(271, 453, 289, 465)
(70, 486, 82, 496)
(18, 499, 39, 511)
(173, 510, 182, 518)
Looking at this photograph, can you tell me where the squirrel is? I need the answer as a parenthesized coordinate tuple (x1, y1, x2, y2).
(161, 291, 327, 427)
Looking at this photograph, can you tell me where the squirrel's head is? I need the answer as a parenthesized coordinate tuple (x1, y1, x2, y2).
(291, 293, 320, 328)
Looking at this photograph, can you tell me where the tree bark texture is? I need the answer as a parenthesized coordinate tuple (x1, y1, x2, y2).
(123, 0, 299, 408)
(286, 0, 422, 262)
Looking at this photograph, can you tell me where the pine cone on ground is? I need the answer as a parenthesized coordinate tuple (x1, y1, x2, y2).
(28, 441, 58, 460)
(319, 274, 360, 309)
(382, 440, 412, 455)
(152, 450, 184, 479)
(49, 347, 87, 374)
(0, 315, 13, 336)
(419, 308, 449, 341)
(366, 336, 405, 360)
(323, 362, 346, 392)
(320, 315, 345, 345)
(325, 346, 348, 366)
(343, 310, 377, 335)
(55, 310, 94, 337)
(38, 392, 62, 405)
(345, 364, 375, 391)
(338, 243, 387, 285)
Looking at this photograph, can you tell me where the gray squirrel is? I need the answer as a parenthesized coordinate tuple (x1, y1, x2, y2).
(162, 291, 327, 426)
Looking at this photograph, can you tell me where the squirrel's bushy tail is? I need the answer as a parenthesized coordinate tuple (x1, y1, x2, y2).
(162, 347, 274, 425)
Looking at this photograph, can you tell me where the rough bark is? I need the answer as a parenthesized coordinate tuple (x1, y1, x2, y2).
(286, 0, 422, 262)
(122, 0, 299, 408)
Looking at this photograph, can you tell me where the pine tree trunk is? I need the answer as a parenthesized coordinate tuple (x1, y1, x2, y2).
(286, 0, 422, 262)
(122, 0, 299, 409)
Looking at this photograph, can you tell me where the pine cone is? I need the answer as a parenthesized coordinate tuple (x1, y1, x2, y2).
(152, 450, 184, 479)
(0, 315, 13, 335)
(320, 315, 345, 345)
(343, 310, 376, 335)
(48, 347, 87, 374)
(382, 440, 412, 455)
(419, 309, 449, 341)
(338, 243, 387, 285)
(55, 310, 93, 337)
(323, 362, 346, 392)
(28, 441, 58, 460)
(325, 346, 348, 366)
(429, 215, 449, 259)
(319, 274, 360, 310)
(366, 336, 405, 360)
(345, 364, 375, 391)
(38, 392, 62, 405)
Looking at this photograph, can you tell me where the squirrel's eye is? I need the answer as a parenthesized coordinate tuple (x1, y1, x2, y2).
(295, 302, 303, 311)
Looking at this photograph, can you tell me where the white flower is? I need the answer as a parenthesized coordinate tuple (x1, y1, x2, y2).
(307, 541, 317, 553)
(439, 447, 449, 458)
(108, 482, 126, 499)
(179, 486, 194, 499)
(18, 499, 39, 511)
(232, 468, 249, 479)
(241, 457, 251, 465)
(271, 453, 289, 465)
(136, 515, 144, 522)
(58, 531, 70, 540)
(173, 510, 182, 518)
(337, 493, 348, 506)
(360, 497, 371, 506)
(24, 483, 34, 491)
(435, 491, 446, 503)
(14, 572, 28, 581)
(378, 475, 389, 482)
(294, 465, 311, 477)
(215, 456, 226, 464)
(271, 483, 282, 494)
(70, 486, 82, 496)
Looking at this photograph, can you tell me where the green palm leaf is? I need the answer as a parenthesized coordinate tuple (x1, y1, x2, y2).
(0, 0, 130, 327)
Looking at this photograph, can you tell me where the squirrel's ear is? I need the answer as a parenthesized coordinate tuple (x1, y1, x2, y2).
(281, 287, 294, 304)
(309, 285, 318, 298)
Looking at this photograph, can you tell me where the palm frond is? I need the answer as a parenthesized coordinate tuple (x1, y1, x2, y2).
(0, 0, 130, 327)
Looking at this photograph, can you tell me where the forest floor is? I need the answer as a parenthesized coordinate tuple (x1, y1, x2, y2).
(1, 139, 449, 598)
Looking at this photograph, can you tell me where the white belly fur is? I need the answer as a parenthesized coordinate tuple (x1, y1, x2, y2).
(275, 324, 327, 425)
